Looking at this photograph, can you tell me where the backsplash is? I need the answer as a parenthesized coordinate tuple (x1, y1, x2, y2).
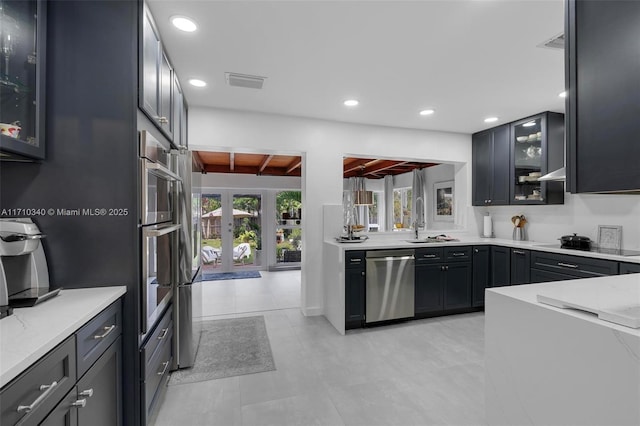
(473, 193, 640, 249)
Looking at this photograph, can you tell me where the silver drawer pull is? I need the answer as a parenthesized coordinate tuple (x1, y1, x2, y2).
(452, 252, 465, 256)
(513, 250, 526, 255)
(350, 259, 362, 263)
(157, 328, 169, 340)
(79, 389, 93, 398)
(71, 399, 87, 408)
(17, 381, 58, 413)
(93, 325, 116, 340)
(157, 361, 170, 376)
(423, 254, 437, 258)
(558, 262, 579, 269)
(157, 116, 169, 124)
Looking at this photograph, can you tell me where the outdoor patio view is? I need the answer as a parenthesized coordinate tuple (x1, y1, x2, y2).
(200, 191, 302, 272)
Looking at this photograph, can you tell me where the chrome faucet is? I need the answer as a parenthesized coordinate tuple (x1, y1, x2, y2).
(413, 221, 419, 240)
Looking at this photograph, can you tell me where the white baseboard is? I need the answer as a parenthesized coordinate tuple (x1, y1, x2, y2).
(301, 306, 323, 316)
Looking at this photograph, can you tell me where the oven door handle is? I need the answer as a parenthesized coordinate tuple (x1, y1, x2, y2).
(145, 159, 182, 182)
(144, 224, 181, 238)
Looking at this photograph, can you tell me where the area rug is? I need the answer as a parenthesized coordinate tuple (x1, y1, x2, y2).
(168, 316, 275, 385)
(200, 271, 262, 281)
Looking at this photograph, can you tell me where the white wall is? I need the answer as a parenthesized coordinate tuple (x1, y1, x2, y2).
(474, 192, 640, 249)
(190, 107, 472, 315)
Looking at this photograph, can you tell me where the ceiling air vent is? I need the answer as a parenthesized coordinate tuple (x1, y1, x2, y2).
(537, 32, 565, 50)
(225, 72, 266, 89)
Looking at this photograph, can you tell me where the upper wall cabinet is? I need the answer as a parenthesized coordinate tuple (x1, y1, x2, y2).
(140, 5, 173, 141)
(473, 112, 564, 206)
(0, 0, 46, 161)
(472, 124, 510, 206)
(510, 112, 564, 205)
(565, 0, 640, 193)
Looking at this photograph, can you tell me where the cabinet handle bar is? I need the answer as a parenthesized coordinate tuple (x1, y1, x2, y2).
(17, 381, 58, 413)
(94, 324, 116, 340)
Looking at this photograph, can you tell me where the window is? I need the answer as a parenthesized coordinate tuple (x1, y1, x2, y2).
(276, 191, 302, 265)
(393, 187, 412, 229)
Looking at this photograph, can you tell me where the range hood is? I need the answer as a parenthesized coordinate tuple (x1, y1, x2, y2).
(537, 167, 565, 182)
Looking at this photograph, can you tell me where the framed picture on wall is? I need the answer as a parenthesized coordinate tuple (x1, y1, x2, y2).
(597, 225, 622, 250)
(434, 180, 454, 222)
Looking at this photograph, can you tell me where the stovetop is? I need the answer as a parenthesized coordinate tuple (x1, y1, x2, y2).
(537, 244, 640, 257)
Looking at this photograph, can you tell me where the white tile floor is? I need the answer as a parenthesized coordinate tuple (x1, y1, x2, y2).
(152, 271, 486, 426)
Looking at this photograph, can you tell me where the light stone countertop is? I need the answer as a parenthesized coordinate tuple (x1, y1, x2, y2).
(324, 234, 640, 264)
(487, 275, 640, 336)
(0, 286, 126, 388)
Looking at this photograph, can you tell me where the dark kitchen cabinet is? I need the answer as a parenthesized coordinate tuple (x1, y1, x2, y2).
(172, 75, 188, 148)
(141, 5, 173, 140)
(0, 0, 47, 161)
(530, 268, 576, 283)
(510, 112, 564, 205)
(415, 263, 444, 314)
(472, 246, 490, 307)
(491, 246, 510, 287)
(510, 249, 530, 285)
(415, 247, 471, 314)
(472, 125, 510, 206)
(620, 263, 640, 274)
(565, 0, 640, 193)
(40, 389, 79, 426)
(345, 251, 366, 329)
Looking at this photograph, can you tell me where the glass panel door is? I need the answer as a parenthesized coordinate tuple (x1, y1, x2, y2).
(513, 116, 543, 202)
(201, 193, 222, 273)
(275, 191, 302, 268)
(231, 193, 262, 269)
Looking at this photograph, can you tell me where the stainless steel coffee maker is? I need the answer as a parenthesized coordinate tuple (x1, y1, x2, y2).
(0, 218, 59, 317)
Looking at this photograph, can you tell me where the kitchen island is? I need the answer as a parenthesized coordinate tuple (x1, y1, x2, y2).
(485, 275, 640, 425)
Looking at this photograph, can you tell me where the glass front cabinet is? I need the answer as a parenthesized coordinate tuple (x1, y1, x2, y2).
(0, 0, 46, 161)
(509, 112, 565, 205)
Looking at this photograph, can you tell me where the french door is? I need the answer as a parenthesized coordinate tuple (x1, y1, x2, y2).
(201, 190, 262, 273)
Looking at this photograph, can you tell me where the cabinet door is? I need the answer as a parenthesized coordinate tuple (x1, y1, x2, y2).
(566, 0, 640, 192)
(472, 130, 492, 206)
(491, 247, 510, 287)
(490, 125, 511, 205)
(510, 249, 530, 285)
(141, 9, 160, 119)
(76, 337, 122, 426)
(415, 264, 443, 314)
(472, 246, 490, 307)
(39, 388, 78, 426)
(444, 263, 472, 310)
(345, 268, 365, 328)
(159, 52, 173, 138)
(172, 75, 184, 147)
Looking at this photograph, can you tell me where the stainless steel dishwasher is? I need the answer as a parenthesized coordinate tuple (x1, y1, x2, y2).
(365, 249, 415, 323)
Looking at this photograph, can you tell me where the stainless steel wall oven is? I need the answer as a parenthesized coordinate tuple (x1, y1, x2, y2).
(139, 130, 181, 335)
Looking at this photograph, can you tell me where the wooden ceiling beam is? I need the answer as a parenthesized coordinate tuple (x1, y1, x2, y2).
(363, 160, 410, 176)
(229, 152, 235, 171)
(202, 164, 301, 176)
(285, 158, 302, 174)
(258, 154, 274, 173)
(343, 158, 374, 175)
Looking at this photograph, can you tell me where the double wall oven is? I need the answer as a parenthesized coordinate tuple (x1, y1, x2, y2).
(139, 130, 181, 336)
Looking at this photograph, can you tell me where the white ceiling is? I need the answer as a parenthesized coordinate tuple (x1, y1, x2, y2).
(148, 0, 565, 135)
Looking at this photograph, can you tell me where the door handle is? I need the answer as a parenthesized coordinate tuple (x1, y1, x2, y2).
(17, 381, 58, 413)
(93, 325, 116, 340)
(513, 250, 526, 255)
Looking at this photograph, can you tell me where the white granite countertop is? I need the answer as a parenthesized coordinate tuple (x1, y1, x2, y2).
(0, 286, 126, 388)
(324, 234, 640, 264)
(487, 274, 640, 336)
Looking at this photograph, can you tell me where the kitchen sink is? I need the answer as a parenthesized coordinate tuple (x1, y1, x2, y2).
(404, 238, 453, 244)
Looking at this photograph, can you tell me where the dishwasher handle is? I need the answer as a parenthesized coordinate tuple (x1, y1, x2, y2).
(367, 255, 415, 262)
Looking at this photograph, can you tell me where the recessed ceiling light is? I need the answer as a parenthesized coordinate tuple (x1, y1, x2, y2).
(523, 121, 536, 127)
(188, 79, 207, 87)
(344, 99, 359, 107)
(484, 117, 499, 123)
(419, 109, 435, 116)
(171, 16, 197, 32)
(559, 91, 567, 98)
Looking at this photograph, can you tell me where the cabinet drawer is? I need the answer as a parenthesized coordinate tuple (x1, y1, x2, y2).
(531, 251, 618, 278)
(415, 247, 443, 263)
(0, 336, 76, 426)
(144, 327, 173, 416)
(142, 305, 173, 367)
(620, 263, 640, 274)
(76, 300, 122, 378)
(345, 251, 366, 269)
(444, 246, 471, 262)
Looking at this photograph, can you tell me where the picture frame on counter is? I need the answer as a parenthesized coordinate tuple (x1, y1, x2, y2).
(434, 180, 454, 222)
(597, 225, 622, 250)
